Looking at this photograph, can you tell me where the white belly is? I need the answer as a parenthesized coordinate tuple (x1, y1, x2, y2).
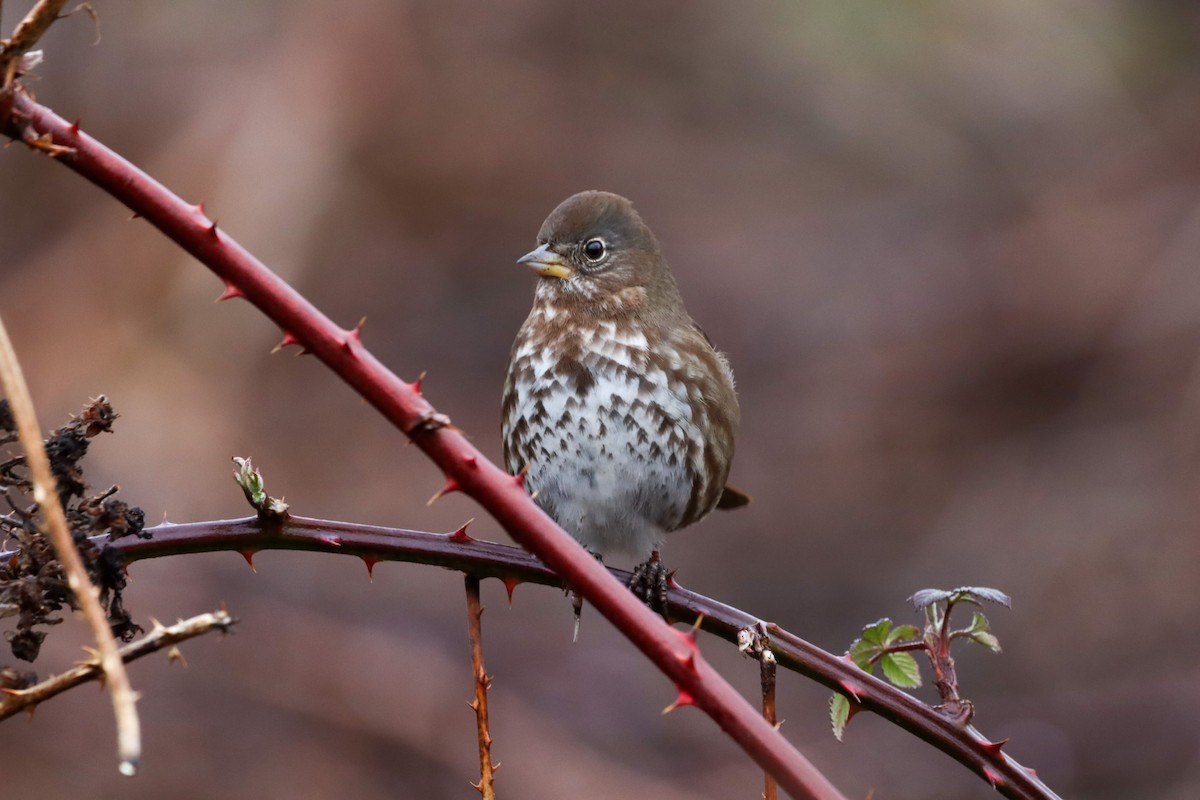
(505, 321, 703, 560)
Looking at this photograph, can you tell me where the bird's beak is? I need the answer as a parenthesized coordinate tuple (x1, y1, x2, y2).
(517, 243, 573, 279)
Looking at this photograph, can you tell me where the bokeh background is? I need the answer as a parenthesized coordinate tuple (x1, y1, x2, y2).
(3, 1, 1200, 797)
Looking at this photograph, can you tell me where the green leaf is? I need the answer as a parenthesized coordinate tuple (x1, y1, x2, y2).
(924, 603, 941, 631)
(847, 618, 899, 672)
(860, 618, 893, 646)
(880, 651, 922, 688)
(830, 693, 852, 741)
(887, 624, 921, 644)
(846, 637, 877, 672)
(969, 630, 1002, 653)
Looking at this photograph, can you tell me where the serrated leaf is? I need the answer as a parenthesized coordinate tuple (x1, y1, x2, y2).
(951, 586, 1012, 608)
(846, 638, 877, 672)
(860, 618, 893, 646)
(969, 630, 1002, 653)
(966, 611, 990, 634)
(910, 588, 953, 611)
(830, 693, 852, 741)
(887, 624, 921, 644)
(880, 651, 922, 688)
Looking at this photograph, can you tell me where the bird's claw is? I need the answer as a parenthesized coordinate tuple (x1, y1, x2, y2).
(628, 550, 669, 617)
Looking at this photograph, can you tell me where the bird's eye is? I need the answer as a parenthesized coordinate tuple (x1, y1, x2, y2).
(582, 238, 607, 262)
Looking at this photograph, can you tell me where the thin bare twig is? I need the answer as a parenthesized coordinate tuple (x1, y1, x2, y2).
(761, 654, 778, 800)
(0, 609, 235, 721)
(1, 0, 67, 82)
(465, 575, 497, 799)
(0, 314, 141, 774)
(740, 625, 779, 800)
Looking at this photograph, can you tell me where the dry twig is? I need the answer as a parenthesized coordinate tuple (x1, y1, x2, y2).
(0, 314, 141, 774)
(465, 576, 497, 799)
(761, 653, 778, 800)
(1, 0, 68, 88)
(0, 609, 235, 721)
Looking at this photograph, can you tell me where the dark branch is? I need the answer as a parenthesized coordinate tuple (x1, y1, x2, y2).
(14, 514, 1061, 800)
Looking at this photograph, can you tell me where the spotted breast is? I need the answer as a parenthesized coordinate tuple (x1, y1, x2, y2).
(502, 191, 743, 563)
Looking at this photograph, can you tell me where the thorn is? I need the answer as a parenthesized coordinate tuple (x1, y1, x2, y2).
(1026, 767, 1038, 778)
(674, 623, 699, 643)
(983, 766, 1004, 787)
(206, 220, 219, 238)
(128, 211, 141, 221)
(463, 454, 478, 468)
(318, 534, 343, 547)
(980, 738, 1008, 756)
(271, 331, 302, 354)
(362, 556, 378, 582)
(513, 465, 529, 492)
(410, 371, 427, 395)
(216, 282, 243, 303)
(662, 687, 697, 715)
(843, 700, 861, 727)
(838, 677, 864, 702)
(501, 577, 520, 606)
(341, 320, 365, 351)
(194, 201, 206, 217)
(167, 645, 186, 666)
(447, 518, 475, 543)
(67, 119, 80, 135)
(670, 624, 701, 672)
(238, 549, 258, 573)
(666, 569, 681, 589)
(427, 477, 460, 506)
(529, 489, 539, 501)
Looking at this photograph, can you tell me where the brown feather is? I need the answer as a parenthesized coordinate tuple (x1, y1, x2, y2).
(716, 483, 752, 510)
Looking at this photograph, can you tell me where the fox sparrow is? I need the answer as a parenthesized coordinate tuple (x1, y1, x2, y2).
(502, 191, 747, 610)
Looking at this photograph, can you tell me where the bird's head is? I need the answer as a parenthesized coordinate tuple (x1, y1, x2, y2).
(517, 191, 681, 314)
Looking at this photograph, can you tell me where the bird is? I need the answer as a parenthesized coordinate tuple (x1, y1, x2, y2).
(502, 190, 748, 618)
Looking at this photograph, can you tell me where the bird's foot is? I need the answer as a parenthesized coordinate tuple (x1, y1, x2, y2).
(628, 550, 669, 617)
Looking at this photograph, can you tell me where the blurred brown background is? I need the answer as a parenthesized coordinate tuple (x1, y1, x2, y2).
(3, 1, 1200, 797)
